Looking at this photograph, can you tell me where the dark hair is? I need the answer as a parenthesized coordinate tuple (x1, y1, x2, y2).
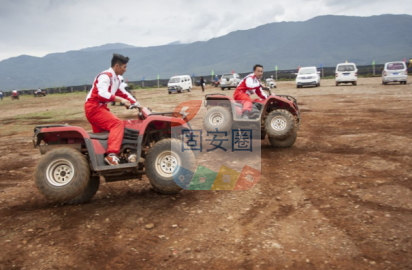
(253, 64, 263, 71)
(111, 53, 129, 67)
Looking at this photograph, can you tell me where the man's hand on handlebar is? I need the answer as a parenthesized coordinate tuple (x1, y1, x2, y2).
(129, 102, 142, 110)
(122, 99, 131, 108)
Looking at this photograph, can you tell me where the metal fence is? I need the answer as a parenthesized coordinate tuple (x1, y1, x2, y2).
(0, 64, 392, 97)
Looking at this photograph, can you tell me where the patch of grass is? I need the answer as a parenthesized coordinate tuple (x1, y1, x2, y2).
(14, 108, 84, 122)
(0, 124, 31, 136)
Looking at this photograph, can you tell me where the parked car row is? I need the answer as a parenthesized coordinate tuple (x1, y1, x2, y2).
(163, 61, 410, 95)
(295, 60, 408, 88)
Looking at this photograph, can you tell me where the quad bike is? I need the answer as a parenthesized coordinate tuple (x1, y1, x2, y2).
(203, 89, 300, 148)
(11, 90, 19, 100)
(32, 105, 196, 204)
(212, 81, 220, 88)
(34, 90, 47, 97)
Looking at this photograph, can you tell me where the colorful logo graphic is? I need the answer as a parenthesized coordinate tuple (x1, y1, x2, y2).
(211, 166, 241, 190)
(171, 165, 260, 191)
(173, 165, 195, 190)
(234, 166, 261, 190)
(188, 166, 218, 191)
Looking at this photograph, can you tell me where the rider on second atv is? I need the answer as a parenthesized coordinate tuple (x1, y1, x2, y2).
(85, 53, 139, 166)
(234, 64, 269, 119)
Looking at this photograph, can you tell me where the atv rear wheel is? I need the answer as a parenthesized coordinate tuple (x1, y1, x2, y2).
(268, 131, 297, 148)
(67, 176, 100, 205)
(34, 148, 90, 202)
(146, 138, 195, 195)
(203, 106, 233, 133)
(265, 110, 296, 140)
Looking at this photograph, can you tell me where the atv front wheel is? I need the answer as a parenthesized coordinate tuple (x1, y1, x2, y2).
(203, 106, 233, 133)
(34, 148, 90, 202)
(268, 131, 297, 148)
(265, 110, 296, 140)
(146, 139, 195, 194)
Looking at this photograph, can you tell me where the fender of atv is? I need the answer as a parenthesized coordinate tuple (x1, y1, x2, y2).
(204, 93, 300, 123)
(33, 116, 193, 172)
(32, 124, 106, 171)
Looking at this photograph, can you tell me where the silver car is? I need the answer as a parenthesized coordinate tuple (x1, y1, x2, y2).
(382, 62, 408, 85)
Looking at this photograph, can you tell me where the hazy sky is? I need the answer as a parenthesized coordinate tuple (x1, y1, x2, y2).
(0, 0, 411, 61)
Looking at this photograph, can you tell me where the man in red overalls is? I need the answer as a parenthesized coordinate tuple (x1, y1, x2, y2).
(85, 54, 137, 165)
(234, 64, 268, 119)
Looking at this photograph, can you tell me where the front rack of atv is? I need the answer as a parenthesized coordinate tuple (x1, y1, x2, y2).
(147, 112, 193, 130)
(205, 93, 227, 98)
(147, 112, 176, 117)
(277, 95, 298, 106)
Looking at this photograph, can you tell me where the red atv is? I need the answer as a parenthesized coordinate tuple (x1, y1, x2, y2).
(11, 90, 19, 100)
(203, 90, 300, 148)
(32, 105, 196, 204)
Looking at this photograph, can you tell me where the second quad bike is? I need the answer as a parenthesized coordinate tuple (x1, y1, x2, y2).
(11, 90, 19, 100)
(34, 90, 47, 97)
(203, 89, 300, 148)
(33, 105, 196, 204)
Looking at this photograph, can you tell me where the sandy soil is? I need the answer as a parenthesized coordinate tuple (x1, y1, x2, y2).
(0, 77, 412, 270)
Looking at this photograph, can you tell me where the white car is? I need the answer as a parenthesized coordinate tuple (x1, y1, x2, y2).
(167, 75, 192, 94)
(295, 67, 320, 88)
(220, 73, 241, 90)
(382, 61, 408, 85)
(335, 63, 358, 86)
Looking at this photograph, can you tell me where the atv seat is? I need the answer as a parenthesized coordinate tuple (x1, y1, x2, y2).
(89, 132, 109, 140)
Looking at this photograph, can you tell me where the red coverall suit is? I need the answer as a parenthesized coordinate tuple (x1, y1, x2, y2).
(234, 73, 268, 113)
(85, 68, 136, 155)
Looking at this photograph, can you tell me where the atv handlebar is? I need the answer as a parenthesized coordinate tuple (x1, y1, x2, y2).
(129, 104, 141, 111)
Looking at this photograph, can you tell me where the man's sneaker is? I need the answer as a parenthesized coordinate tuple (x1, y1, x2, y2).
(105, 155, 120, 166)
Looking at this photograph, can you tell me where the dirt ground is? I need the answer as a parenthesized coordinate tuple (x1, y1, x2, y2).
(1, 77, 412, 270)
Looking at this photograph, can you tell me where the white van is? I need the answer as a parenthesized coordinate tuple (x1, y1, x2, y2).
(168, 75, 192, 94)
(382, 61, 408, 85)
(335, 63, 358, 86)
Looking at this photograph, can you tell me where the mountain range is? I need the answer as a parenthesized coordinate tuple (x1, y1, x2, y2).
(1, 14, 411, 90)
